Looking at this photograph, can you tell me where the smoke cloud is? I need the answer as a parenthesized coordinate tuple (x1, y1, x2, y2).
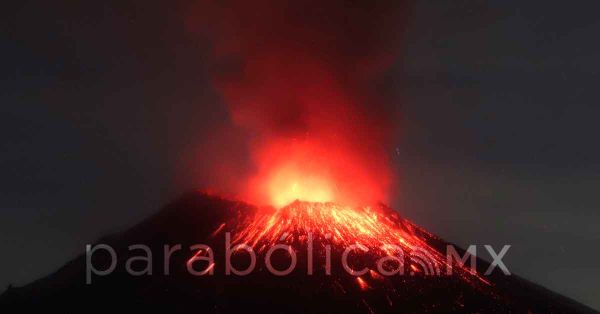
(187, 0, 411, 206)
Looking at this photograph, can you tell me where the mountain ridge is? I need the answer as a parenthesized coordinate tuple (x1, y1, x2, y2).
(1, 191, 596, 313)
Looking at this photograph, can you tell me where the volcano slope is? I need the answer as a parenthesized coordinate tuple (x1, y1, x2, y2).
(0, 192, 596, 313)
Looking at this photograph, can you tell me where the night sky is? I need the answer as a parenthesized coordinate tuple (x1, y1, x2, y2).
(2, 0, 599, 310)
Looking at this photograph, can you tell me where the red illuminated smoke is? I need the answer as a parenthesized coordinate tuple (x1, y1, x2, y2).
(188, 1, 411, 206)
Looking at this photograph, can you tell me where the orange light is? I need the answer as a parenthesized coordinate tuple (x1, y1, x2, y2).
(232, 200, 491, 287)
(356, 277, 370, 291)
(266, 163, 335, 208)
(244, 139, 389, 208)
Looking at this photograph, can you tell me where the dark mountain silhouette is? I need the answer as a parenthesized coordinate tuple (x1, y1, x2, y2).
(1, 192, 596, 313)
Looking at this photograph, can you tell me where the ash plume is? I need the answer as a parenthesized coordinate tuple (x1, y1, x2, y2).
(186, 0, 413, 206)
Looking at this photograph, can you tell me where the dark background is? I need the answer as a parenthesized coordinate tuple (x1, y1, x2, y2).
(1, 0, 599, 310)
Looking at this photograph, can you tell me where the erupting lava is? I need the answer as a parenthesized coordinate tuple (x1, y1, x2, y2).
(186, 0, 491, 296)
(253, 147, 336, 207)
(245, 140, 389, 208)
(235, 201, 410, 249)
(229, 200, 490, 286)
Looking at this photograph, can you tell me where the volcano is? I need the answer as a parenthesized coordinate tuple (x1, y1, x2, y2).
(0, 192, 596, 313)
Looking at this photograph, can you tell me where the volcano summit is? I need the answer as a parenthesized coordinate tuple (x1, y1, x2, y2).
(0, 192, 595, 313)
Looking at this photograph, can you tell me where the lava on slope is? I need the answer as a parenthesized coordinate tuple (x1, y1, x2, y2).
(230, 201, 489, 284)
(1, 192, 596, 313)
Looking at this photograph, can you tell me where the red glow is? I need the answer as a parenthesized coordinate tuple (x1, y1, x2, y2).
(233, 200, 489, 286)
(236, 201, 410, 248)
(244, 139, 390, 208)
(356, 277, 370, 291)
(186, 1, 407, 207)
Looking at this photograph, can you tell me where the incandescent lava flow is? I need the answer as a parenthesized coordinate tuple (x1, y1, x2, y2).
(223, 198, 492, 294)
